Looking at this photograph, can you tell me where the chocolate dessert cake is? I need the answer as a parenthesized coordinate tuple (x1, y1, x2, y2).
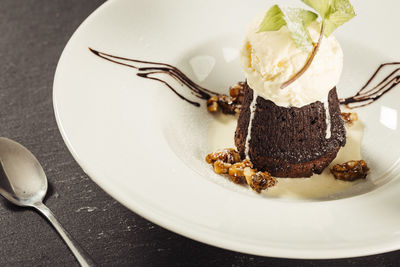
(235, 83, 346, 178)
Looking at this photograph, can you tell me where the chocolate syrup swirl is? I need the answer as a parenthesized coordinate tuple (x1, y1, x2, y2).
(90, 48, 400, 110)
(340, 62, 400, 109)
(89, 48, 218, 107)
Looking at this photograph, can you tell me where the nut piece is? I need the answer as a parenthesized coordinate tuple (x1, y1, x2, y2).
(228, 163, 245, 181)
(205, 148, 241, 164)
(244, 167, 277, 193)
(213, 160, 231, 174)
(341, 112, 358, 126)
(206, 148, 277, 192)
(228, 159, 252, 184)
(217, 95, 237, 115)
(229, 82, 245, 98)
(250, 172, 277, 193)
(330, 160, 369, 181)
(207, 96, 219, 112)
(206, 82, 245, 115)
(221, 82, 245, 115)
(243, 167, 256, 185)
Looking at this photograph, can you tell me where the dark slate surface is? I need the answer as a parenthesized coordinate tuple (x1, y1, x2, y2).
(0, 0, 399, 266)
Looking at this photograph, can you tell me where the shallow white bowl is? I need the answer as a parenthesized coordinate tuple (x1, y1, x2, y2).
(54, 0, 400, 259)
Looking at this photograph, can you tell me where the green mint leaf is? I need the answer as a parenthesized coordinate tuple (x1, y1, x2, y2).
(302, 0, 355, 36)
(281, 8, 318, 52)
(297, 9, 319, 27)
(324, 0, 356, 36)
(258, 5, 286, 32)
(301, 0, 332, 19)
(258, 5, 318, 52)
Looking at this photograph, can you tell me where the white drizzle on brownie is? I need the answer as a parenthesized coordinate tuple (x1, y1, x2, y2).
(244, 91, 258, 159)
(324, 99, 332, 139)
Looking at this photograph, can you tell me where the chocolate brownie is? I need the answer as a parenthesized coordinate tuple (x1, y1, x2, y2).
(235, 83, 346, 177)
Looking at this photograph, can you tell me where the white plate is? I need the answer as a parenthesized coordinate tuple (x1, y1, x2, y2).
(53, 0, 400, 259)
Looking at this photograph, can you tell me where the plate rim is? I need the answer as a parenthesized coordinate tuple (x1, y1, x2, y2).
(52, 0, 400, 259)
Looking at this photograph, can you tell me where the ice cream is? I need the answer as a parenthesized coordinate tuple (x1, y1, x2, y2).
(240, 13, 343, 107)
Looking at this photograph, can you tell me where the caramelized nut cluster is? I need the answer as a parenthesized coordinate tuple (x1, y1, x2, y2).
(330, 160, 369, 181)
(206, 148, 277, 192)
(244, 167, 277, 193)
(207, 82, 245, 114)
(205, 148, 241, 164)
(341, 112, 358, 126)
(228, 159, 253, 184)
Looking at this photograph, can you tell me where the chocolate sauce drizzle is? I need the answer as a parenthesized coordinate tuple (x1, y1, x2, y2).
(89, 48, 218, 107)
(340, 62, 400, 109)
(90, 48, 400, 110)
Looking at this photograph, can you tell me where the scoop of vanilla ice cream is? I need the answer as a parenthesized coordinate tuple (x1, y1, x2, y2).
(241, 14, 343, 107)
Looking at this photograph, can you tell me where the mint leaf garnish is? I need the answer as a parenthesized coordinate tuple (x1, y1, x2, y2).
(302, 0, 356, 36)
(302, 0, 331, 19)
(281, 8, 318, 52)
(258, 5, 286, 32)
(324, 0, 356, 36)
(258, 5, 318, 52)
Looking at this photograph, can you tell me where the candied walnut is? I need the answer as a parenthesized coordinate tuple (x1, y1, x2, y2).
(207, 96, 219, 112)
(243, 167, 276, 193)
(220, 82, 245, 114)
(213, 160, 231, 174)
(217, 95, 236, 114)
(229, 82, 245, 98)
(206, 148, 277, 192)
(241, 159, 253, 168)
(243, 167, 255, 184)
(330, 160, 369, 181)
(341, 112, 358, 126)
(205, 148, 241, 164)
(229, 163, 245, 179)
(228, 159, 253, 184)
(250, 172, 277, 193)
(217, 93, 244, 115)
(229, 82, 245, 106)
(207, 82, 245, 115)
(217, 97, 242, 114)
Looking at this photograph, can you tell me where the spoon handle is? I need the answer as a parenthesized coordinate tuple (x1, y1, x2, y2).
(33, 202, 96, 267)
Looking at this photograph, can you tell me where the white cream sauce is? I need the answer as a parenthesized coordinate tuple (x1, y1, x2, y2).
(207, 112, 364, 200)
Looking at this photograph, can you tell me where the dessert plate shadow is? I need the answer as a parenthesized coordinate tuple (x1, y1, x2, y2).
(53, 0, 400, 259)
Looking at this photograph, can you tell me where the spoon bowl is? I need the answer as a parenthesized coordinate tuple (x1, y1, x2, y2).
(0, 137, 95, 267)
(0, 137, 47, 207)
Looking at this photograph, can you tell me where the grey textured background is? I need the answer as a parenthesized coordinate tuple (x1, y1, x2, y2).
(0, 0, 399, 266)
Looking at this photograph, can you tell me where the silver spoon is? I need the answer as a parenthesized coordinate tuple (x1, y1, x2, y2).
(0, 137, 96, 267)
